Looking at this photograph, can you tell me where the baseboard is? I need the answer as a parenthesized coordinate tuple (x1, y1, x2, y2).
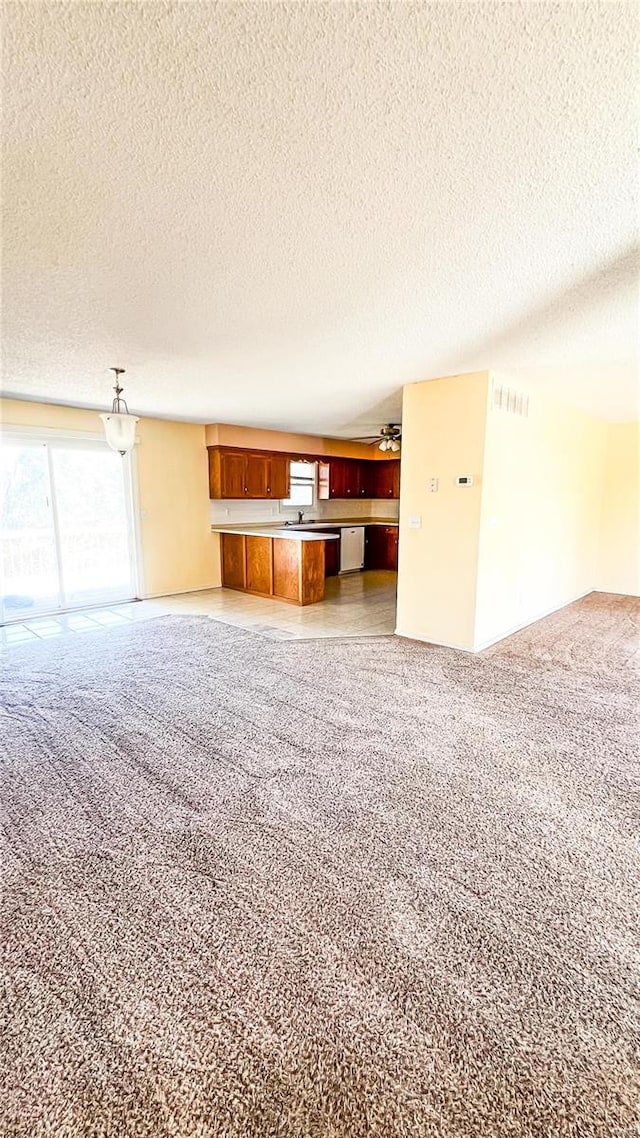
(471, 588, 596, 651)
(395, 587, 596, 655)
(393, 628, 477, 653)
(140, 583, 222, 600)
(593, 588, 640, 598)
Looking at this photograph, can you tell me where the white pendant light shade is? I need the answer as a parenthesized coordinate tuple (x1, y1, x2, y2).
(100, 412, 139, 455)
(100, 368, 139, 455)
(389, 439, 400, 452)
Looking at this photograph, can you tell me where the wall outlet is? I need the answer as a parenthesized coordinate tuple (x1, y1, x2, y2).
(408, 516, 422, 529)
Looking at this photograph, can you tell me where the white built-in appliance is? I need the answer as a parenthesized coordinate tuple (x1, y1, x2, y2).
(340, 526, 365, 573)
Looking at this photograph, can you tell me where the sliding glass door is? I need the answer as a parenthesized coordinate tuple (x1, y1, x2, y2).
(0, 443, 60, 621)
(0, 437, 137, 623)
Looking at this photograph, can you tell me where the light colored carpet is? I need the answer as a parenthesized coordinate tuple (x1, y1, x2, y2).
(1, 595, 639, 1137)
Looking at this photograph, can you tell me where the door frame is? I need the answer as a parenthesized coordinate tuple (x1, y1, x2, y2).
(0, 424, 143, 620)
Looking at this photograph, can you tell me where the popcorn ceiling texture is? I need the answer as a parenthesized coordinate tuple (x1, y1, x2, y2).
(2, 1, 637, 429)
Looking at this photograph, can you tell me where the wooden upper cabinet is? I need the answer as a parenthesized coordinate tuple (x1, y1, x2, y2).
(210, 446, 397, 501)
(318, 458, 362, 499)
(208, 448, 246, 499)
(209, 447, 291, 500)
(374, 460, 400, 499)
(319, 457, 399, 500)
(268, 453, 290, 499)
(245, 452, 270, 497)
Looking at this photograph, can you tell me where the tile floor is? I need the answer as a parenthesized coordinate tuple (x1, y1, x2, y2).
(1, 571, 398, 648)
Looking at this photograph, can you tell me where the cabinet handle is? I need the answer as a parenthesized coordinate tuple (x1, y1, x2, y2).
(267, 487, 270, 493)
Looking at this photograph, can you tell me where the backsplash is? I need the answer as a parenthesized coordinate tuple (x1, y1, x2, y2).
(209, 496, 399, 525)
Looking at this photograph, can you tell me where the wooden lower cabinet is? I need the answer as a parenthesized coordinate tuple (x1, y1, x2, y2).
(323, 530, 341, 576)
(220, 533, 246, 589)
(220, 532, 331, 605)
(364, 525, 399, 571)
(273, 539, 325, 605)
(245, 536, 273, 596)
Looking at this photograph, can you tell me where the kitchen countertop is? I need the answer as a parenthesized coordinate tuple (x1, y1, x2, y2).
(210, 518, 398, 540)
(210, 524, 339, 542)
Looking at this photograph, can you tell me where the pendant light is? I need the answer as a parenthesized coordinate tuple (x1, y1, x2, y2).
(100, 368, 139, 455)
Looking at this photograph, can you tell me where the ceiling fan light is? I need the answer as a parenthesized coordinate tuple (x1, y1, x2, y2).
(379, 438, 389, 451)
(390, 439, 400, 452)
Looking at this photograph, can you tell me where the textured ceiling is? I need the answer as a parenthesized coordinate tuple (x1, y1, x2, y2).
(2, 1, 638, 431)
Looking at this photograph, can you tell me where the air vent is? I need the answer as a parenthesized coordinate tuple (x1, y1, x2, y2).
(491, 382, 529, 418)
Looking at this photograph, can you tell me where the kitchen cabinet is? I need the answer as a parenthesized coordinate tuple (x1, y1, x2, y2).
(209, 447, 291, 500)
(361, 459, 400, 499)
(220, 533, 247, 589)
(219, 530, 336, 604)
(272, 539, 325, 605)
(319, 458, 399, 500)
(210, 447, 399, 501)
(322, 529, 341, 576)
(245, 536, 273, 596)
(268, 453, 290, 499)
(374, 460, 400, 499)
(218, 450, 246, 498)
(318, 458, 362, 499)
(244, 453, 270, 498)
(364, 525, 399, 571)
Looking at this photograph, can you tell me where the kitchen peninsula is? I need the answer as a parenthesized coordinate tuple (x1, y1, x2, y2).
(211, 525, 340, 605)
(211, 519, 399, 606)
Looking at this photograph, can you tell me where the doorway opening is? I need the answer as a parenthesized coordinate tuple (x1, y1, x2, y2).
(0, 436, 138, 624)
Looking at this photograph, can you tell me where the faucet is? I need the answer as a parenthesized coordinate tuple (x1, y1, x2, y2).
(297, 510, 305, 524)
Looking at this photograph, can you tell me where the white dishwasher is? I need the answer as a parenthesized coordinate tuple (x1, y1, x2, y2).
(340, 526, 365, 573)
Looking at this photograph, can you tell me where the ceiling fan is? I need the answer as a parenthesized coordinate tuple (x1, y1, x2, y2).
(352, 423, 402, 452)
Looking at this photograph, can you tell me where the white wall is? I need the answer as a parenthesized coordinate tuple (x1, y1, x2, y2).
(473, 383, 607, 649)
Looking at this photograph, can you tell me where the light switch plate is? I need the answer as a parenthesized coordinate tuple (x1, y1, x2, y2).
(409, 516, 422, 529)
(428, 478, 438, 492)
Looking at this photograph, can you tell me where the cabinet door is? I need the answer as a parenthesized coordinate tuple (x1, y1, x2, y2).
(221, 533, 247, 588)
(368, 460, 400, 499)
(327, 459, 360, 498)
(360, 461, 377, 498)
(383, 526, 399, 570)
(390, 460, 400, 499)
(244, 453, 270, 498)
(268, 454, 290, 499)
(346, 460, 362, 498)
(245, 536, 273, 594)
(376, 462, 395, 498)
(364, 526, 384, 568)
(323, 532, 341, 576)
(220, 451, 247, 499)
(364, 525, 398, 569)
(329, 459, 349, 498)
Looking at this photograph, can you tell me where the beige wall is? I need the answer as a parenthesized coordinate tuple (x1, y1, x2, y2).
(474, 390, 607, 648)
(396, 373, 638, 652)
(395, 372, 490, 650)
(598, 421, 640, 597)
(205, 422, 394, 460)
(1, 398, 220, 597)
